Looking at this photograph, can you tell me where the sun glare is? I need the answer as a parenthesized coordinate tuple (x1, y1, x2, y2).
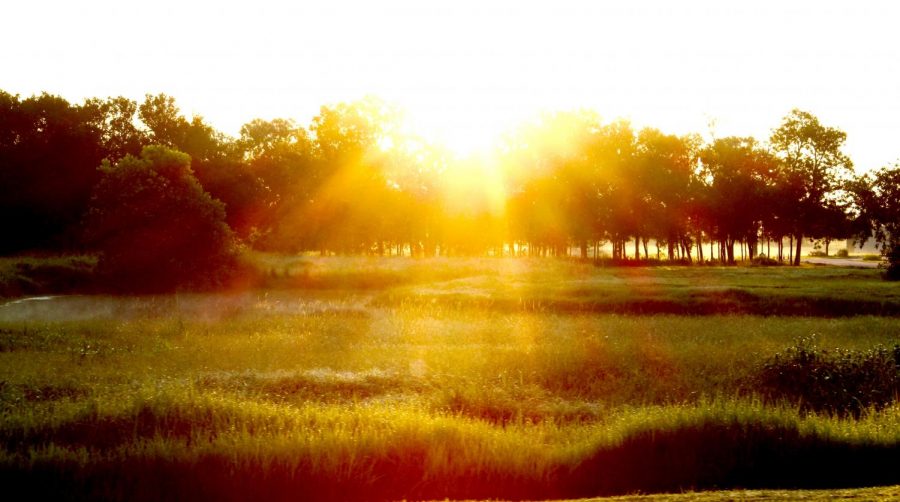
(402, 100, 528, 157)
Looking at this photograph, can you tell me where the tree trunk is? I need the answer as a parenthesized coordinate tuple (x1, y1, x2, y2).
(697, 233, 704, 263)
(635, 237, 640, 260)
(794, 233, 802, 266)
(789, 235, 793, 264)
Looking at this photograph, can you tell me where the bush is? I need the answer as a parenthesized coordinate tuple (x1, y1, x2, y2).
(749, 255, 780, 266)
(755, 336, 900, 417)
(835, 249, 849, 258)
(84, 146, 239, 292)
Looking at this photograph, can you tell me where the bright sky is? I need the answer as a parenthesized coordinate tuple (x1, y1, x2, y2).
(3, 0, 899, 169)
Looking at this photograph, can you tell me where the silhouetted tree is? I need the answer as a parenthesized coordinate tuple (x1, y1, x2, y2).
(83, 96, 147, 161)
(3, 87, 889, 266)
(635, 129, 698, 261)
(770, 110, 853, 265)
(304, 98, 400, 254)
(0, 92, 106, 253)
(699, 137, 777, 263)
(592, 120, 638, 259)
(83, 146, 238, 291)
(850, 165, 900, 279)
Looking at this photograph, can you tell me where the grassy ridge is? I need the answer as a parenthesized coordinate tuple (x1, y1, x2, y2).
(2, 388, 899, 500)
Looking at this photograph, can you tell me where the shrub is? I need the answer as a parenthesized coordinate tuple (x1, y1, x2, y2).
(835, 249, 849, 258)
(755, 336, 900, 417)
(749, 255, 780, 266)
(84, 146, 239, 292)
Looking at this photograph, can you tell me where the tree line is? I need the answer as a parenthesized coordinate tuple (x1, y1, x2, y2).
(1, 90, 898, 280)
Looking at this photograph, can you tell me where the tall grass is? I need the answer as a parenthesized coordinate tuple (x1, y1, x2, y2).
(2, 386, 899, 500)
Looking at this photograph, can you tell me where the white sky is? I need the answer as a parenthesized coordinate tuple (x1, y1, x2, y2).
(3, 0, 899, 169)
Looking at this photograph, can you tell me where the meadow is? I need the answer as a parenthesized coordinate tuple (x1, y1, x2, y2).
(1, 258, 899, 500)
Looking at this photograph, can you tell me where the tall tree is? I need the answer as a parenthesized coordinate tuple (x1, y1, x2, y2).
(699, 137, 777, 263)
(306, 98, 400, 254)
(850, 165, 900, 279)
(770, 110, 853, 265)
(83, 96, 147, 161)
(635, 129, 698, 261)
(236, 118, 315, 248)
(0, 92, 106, 253)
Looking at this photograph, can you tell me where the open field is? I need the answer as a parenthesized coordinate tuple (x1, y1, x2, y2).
(1, 258, 899, 500)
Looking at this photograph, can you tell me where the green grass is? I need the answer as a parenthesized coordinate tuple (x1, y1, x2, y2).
(1, 259, 900, 499)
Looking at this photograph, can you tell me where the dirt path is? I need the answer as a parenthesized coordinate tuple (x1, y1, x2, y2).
(578, 484, 900, 501)
(804, 257, 880, 268)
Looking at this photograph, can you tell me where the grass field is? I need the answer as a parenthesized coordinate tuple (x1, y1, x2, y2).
(1, 257, 899, 500)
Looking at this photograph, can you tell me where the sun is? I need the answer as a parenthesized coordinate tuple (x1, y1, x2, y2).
(398, 96, 533, 157)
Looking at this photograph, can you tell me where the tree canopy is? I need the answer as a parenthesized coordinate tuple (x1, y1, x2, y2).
(2, 89, 897, 279)
(83, 146, 237, 291)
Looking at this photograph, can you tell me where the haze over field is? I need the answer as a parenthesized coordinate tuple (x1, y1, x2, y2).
(3, 0, 900, 167)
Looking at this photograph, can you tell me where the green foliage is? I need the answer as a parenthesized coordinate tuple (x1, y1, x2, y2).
(757, 336, 900, 417)
(84, 146, 238, 292)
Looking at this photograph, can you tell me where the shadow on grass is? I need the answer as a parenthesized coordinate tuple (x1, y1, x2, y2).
(3, 418, 899, 501)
